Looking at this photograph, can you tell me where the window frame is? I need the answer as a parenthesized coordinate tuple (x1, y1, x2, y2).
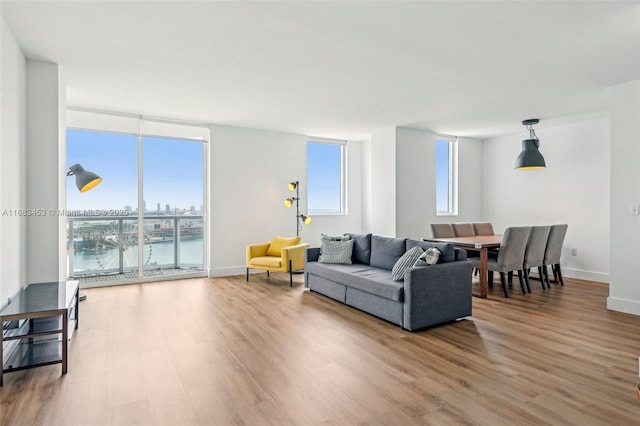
(435, 135, 458, 216)
(65, 108, 209, 284)
(306, 138, 347, 215)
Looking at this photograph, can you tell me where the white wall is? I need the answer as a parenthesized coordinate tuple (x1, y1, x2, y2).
(396, 127, 483, 239)
(208, 125, 363, 277)
(363, 128, 396, 236)
(0, 16, 27, 307)
(483, 117, 611, 282)
(26, 60, 66, 283)
(608, 80, 640, 315)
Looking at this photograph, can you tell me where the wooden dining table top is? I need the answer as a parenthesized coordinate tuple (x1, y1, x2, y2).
(424, 234, 503, 249)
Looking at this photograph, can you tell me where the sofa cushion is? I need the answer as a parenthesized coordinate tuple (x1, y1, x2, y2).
(319, 239, 354, 264)
(346, 233, 372, 265)
(406, 239, 455, 263)
(391, 246, 424, 281)
(249, 256, 282, 268)
(306, 262, 403, 301)
(266, 235, 301, 257)
(370, 236, 407, 271)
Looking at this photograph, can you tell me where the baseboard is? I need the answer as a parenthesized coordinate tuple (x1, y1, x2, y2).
(607, 297, 640, 316)
(562, 267, 609, 283)
(208, 266, 246, 277)
(515, 267, 608, 284)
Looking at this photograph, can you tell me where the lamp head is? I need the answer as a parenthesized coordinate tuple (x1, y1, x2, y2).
(284, 198, 295, 208)
(288, 181, 297, 191)
(67, 163, 102, 192)
(300, 214, 312, 225)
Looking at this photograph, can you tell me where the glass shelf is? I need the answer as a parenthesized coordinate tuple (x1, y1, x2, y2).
(3, 336, 62, 372)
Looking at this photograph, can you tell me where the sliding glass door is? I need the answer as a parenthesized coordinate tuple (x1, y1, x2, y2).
(66, 112, 207, 285)
(142, 136, 205, 273)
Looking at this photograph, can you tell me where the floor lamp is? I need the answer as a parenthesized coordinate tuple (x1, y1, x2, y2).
(283, 180, 311, 236)
(67, 163, 103, 301)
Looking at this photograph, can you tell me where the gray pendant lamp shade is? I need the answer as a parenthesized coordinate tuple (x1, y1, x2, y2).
(67, 163, 102, 192)
(515, 119, 546, 170)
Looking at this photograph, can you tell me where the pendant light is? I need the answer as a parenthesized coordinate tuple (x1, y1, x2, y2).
(515, 119, 546, 170)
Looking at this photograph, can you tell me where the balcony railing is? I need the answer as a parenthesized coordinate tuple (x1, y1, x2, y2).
(67, 215, 204, 278)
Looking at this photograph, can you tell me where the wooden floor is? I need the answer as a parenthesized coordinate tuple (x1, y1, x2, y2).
(1, 273, 639, 425)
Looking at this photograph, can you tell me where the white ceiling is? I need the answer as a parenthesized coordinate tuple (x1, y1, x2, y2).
(2, 1, 639, 140)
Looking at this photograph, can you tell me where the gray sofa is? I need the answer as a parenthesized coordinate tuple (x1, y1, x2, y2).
(304, 233, 472, 331)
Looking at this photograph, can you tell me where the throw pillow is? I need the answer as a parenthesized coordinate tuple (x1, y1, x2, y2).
(414, 247, 441, 267)
(266, 235, 301, 257)
(391, 246, 424, 282)
(319, 239, 354, 264)
(321, 233, 350, 242)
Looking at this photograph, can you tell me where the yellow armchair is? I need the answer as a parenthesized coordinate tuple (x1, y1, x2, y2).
(246, 236, 309, 287)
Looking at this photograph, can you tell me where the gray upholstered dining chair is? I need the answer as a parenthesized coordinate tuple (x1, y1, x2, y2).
(472, 222, 494, 236)
(452, 223, 475, 237)
(430, 223, 455, 238)
(469, 226, 531, 298)
(523, 226, 551, 292)
(543, 224, 568, 286)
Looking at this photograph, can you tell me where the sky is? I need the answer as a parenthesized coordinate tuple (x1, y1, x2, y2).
(307, 142, 342, 213)
(66, 129, 204, 212)
(435, 139, 450, 213)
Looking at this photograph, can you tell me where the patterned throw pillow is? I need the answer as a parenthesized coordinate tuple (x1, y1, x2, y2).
(319, 239, 355, 264)
(321, 233, 350, 242)
(414, 247, 441, 267)
(391, 246, 424, 281)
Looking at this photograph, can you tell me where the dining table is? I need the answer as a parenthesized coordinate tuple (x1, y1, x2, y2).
(424, 235, 503, 298)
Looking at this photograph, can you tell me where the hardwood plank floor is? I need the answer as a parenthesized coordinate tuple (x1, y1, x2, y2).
(2, 273, 639, 425)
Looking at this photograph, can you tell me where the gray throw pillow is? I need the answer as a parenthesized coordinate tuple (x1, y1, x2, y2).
(391, 246, 424, 281)
(319, 239, 354, 264)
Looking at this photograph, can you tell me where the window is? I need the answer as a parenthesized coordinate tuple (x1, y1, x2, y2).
(436, 136, 458, 216)
(307, 139, 346, 214)
(65, 110, 208, 284)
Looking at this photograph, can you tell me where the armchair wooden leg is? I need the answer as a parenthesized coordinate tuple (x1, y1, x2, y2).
(246, 268, 249, 282)
(289, 260, 293, 287)
(267, 270, 270, 278)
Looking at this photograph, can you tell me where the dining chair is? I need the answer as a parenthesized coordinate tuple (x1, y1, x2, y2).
(522, 226, 551, 292)
(452, 223, 475, 237)
(543, 224, 568, 286)
(430, 223, 455, 238)
(472, 222, 494, 236)
(469, 226, 531, 298)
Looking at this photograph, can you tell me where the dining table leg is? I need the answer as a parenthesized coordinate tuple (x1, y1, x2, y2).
(479, 247, 488, 298)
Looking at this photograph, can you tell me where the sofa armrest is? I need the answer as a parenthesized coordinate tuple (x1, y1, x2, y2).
(305, 247, 321, 263)
(403, 260, 472, 331)
(282, 243, 310, 271)
(246, 242, 270, 265)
